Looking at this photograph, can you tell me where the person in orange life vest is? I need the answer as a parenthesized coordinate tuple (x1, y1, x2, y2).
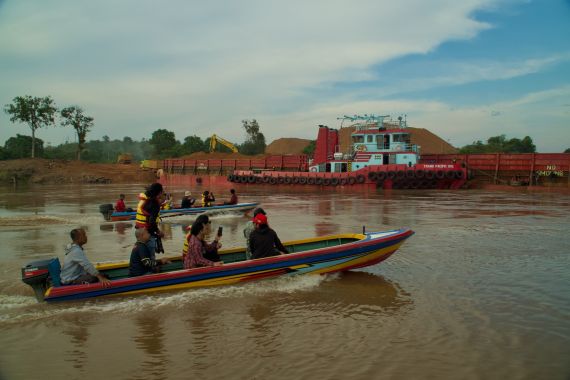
(135, 183, 165, 257)
(161, 192, 173, 210)
(201, 191, 215, 207)
(183, 215, 223, 269)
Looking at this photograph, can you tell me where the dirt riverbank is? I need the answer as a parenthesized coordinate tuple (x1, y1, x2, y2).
(0, 158, 156, 185)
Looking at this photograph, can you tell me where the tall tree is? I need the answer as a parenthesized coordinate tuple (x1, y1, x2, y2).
(150, 129, 178, 158)
(182, 135, 207, 154)
(240, 119, 266, 155)
(4, 95, 57, 158)
(60, 106, 94, 160)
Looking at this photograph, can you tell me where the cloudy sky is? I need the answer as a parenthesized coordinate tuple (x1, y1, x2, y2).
(1, 0, 569, 152)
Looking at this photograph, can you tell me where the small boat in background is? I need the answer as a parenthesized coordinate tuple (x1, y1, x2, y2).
(21, 228, 414, 302)
(98, 202, 259, 222)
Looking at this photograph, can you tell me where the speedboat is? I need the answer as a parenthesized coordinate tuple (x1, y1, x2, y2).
(21, 228, 414, 302)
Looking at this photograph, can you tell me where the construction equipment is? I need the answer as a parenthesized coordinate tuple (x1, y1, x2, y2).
(209, 134, 239, 153)
(117, 153, 132, 164)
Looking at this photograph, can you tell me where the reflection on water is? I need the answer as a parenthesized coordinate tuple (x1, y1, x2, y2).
(0, 184, 569, 379)
(132, 314, 169, 380)
(62, 316, 93, 372)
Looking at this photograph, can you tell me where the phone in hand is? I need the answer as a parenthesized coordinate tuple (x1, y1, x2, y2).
(217, 226, 223, 237)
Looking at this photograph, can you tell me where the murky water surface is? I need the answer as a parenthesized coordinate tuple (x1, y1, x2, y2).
(0, 183, 569, 379)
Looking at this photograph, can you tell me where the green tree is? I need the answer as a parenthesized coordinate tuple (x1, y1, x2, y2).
(44, 142, 76, 160)
(149, 129, 180, 158)
(60, 106, 94, 160)
(240, 119, 266, 155)
(4, 95, 57, 158)
(4, 134, 44, 159)
(182, 135, 207, 155)
(565, 148, 570, 153)
(459, 135, 536, 154)
(302, 140, 317, 156)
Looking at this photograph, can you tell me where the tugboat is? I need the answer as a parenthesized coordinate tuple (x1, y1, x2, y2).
(229, 114, 468, 189)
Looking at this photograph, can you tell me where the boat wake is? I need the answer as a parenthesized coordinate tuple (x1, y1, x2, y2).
(0, 215, 72, 227)
(0, 275, 333, 325)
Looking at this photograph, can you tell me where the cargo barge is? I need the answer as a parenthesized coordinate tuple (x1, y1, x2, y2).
(158, 115, 569, 190)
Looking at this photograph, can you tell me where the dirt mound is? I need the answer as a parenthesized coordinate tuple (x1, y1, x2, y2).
(338, 126, 457, 155)
(409, 127, 457, 154)
(266, 138, 312, 155)
(0, 158, 156, 185)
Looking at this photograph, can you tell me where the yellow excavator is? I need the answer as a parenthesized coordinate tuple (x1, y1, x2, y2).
(209, 134, 239, 153)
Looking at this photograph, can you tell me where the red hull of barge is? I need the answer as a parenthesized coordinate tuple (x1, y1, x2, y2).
(228, 164, 468, 190)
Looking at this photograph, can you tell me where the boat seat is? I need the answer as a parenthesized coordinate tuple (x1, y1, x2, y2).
(48, 258, 62, 287)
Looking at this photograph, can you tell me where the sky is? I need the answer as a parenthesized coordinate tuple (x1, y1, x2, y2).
(1, 0, 569, 152)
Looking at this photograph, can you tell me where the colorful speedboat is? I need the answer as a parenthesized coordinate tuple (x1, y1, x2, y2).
(99, 202, 259, 222)
(21, 228, 414, 302)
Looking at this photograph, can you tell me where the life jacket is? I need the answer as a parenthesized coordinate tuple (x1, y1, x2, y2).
(135, 193, 151, 228)
(201, 194, 212, 207)
(182, 232, 191, 258)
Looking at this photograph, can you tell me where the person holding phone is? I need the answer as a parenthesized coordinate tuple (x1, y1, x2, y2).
(182, 215, 223, 268)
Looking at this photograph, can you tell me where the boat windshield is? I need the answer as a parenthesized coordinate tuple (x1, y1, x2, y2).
(352, 135, 364, 143)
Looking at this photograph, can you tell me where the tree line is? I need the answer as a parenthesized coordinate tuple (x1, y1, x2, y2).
(458, 135, 538, 154)
(2, 95, 266, 162)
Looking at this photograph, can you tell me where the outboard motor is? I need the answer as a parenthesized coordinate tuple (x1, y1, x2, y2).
(21, 258, 61, 302)
(99, 203, 114, 221)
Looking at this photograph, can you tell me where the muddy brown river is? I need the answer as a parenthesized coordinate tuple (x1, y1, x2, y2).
(0, 183, 569, 379)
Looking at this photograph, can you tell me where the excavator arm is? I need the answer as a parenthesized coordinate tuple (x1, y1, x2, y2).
(210, 134, 238, 153)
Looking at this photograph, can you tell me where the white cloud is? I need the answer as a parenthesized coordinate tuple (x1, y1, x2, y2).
(3, 0, 565, 153)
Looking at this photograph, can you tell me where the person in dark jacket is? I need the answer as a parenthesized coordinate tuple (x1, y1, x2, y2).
(248, 213, 288, 259)
(129, 228, 170, 276)
(180, 191, 195, 209)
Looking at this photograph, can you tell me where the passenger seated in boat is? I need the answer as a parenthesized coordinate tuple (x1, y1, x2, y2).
(161, 193, 173, 210)
(243, 207, 266, 259)
(249, 214, 288, 259)
(183, 217, 223, 269)
(201, 191, 215, 207)
(129, 228, 170, 277)
(223, 189, 238, 205)
(180, 191, 196, 209)
(115, 194, 134, 213)
(60, 228, 111, 286)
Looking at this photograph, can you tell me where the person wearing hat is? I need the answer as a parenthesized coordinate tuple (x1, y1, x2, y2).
(248, 212, 288, 259)
(181, 191, 195, 209)
(243, 207, 266, 259)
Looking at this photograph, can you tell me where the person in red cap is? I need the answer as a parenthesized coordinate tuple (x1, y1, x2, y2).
(248, 213, 288, 259)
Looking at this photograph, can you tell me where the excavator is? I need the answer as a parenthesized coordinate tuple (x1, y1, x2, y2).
(209, 134, 239, 153)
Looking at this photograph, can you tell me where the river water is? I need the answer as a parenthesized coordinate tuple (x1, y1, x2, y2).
(0, 183, 568, 379)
